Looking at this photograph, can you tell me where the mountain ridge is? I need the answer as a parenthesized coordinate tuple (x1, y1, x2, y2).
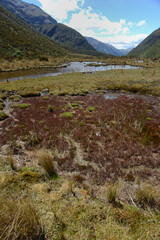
(0, 0, 57, 28)
(0, 4, 68, 59)
(39, 24, 95, 51)
(128, 28, 160, 58)
(0, 0, 97, 54)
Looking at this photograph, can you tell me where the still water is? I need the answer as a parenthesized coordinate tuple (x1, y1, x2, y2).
(0, 62, 142, 82)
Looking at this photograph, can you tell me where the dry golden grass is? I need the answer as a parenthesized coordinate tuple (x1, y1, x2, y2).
(136, 182, 158, 208)
(0, 195, 44, 240)
(7, 150, 17, 171)
(36, 149, 58, 178)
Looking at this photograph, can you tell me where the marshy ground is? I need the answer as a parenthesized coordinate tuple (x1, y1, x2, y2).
(0, 58, 160, 239)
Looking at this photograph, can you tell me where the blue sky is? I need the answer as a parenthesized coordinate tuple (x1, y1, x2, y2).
(23, 0, 160, 49)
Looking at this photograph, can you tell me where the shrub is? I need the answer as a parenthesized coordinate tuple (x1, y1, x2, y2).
(39, 56, 48, 61)
(20, 91, 40, 97)
(37, 150, 58, 178)
(60, 112, 73, 118)
(0, 196, 44, 240)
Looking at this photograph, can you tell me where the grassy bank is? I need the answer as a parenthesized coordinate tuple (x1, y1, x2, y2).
(0, 63, 160, 97)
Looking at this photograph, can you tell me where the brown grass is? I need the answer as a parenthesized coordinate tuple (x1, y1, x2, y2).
(36, 149, 58, 178)
(0, 195, 44, 240)
(136, 183, 158, 209)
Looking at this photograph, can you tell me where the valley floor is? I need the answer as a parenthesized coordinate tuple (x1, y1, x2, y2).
(0, 58, 160, 239)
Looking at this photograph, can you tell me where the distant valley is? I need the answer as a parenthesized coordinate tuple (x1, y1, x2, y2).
(0, 0, 160, 59)
(86, 37, 132, 56)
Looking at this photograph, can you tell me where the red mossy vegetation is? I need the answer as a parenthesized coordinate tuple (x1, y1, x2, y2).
(0, 93, 160, 185)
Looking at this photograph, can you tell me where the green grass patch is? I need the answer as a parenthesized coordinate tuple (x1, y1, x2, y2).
(71, 103, 79, 107)
(18, 103, 29, 109)
(88, 106, 96, 112)
(60, 112, 73, 118)
(42, 96, 49, 100)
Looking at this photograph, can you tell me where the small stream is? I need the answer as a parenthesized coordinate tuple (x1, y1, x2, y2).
(0, 62, 143, 82)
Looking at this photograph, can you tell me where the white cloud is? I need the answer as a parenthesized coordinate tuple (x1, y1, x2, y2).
(38, 0, 84, 21)
(66, 8, 128, 35)
(97, 34, 147, 49)
(38, 0, 147, 49)
(137, 20, 146, 26)
(128, 20, 146, 27)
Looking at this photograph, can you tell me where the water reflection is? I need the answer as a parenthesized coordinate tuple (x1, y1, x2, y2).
(0, 62, 142, 82)
(104, 94, 118, 100)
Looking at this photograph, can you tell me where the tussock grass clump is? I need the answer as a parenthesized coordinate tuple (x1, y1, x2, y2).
(0, 196, 44, 240)
(136, 183, 158, 208)
(8, 95, 21, 102)
(7, 152, 17, 171)
(107, 184, 118, 204)
(37, 150, 58, 178)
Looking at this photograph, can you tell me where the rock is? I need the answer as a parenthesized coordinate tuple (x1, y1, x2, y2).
(82, 71, 93, 74)
(40, 89, 49, 96)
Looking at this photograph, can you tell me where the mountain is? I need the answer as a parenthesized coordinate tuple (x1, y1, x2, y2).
(86, 37, 133, 56)
(39, 24, 95, 51)
(128, 28, 160, 58)
(85, 37, 123, 56)
(0, 4, 67, 59)
(120, 48, 133, 56)
(0, 0, 57, 28)
(1, 0, 96, 54)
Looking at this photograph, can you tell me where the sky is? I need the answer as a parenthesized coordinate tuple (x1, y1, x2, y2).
(23, 0, 160, 49)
